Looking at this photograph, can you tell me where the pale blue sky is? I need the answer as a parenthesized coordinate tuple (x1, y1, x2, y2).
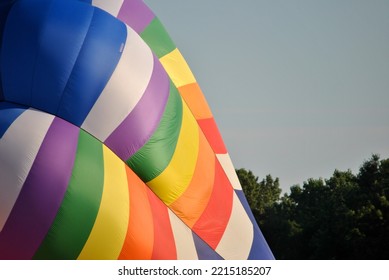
(145, 0, 389, 192)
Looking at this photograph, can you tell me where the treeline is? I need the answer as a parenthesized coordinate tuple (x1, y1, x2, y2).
(237, 155, 389, 259)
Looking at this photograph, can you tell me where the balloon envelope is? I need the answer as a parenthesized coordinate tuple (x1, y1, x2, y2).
(0, 0, 274, 260)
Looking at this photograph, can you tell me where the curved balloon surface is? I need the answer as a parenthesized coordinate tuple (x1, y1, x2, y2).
(0, 0, 274, 259)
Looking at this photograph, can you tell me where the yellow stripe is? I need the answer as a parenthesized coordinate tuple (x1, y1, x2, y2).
(160, 48, 196, 88)
(147, 101, 200, 205)
(78, 146, 129, 260)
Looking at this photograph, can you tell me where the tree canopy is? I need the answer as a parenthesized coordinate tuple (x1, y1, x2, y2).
(237, 155, 389, 259)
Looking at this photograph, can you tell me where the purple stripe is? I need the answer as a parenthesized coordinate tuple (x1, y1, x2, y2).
(105, 55, 169, 160)
(117, 0, 155, 33)
(0, 118, 79, 259)
(235, 190, 274, 259)
(192, 232, 223, 260)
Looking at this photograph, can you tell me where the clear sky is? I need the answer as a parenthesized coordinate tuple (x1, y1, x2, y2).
(144, 0, 389, 193)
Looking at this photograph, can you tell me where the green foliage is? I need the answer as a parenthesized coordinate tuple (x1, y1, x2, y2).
(237, 155, 389, 259)
(236, 169, 281, 216)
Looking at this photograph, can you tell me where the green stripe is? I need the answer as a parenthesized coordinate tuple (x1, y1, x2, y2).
(140, 17, 176, 58)
(127, 81, 182, 182)
(33, 130, 104, 260)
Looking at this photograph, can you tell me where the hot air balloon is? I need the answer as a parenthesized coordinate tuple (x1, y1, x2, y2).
(0, 0, 274, 260)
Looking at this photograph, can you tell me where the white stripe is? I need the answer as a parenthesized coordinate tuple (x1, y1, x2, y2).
(216, 193, 254, 259)
(168, 210, 199, 260)
(92, 0, 124, 17)
(0, 109, 54, 231)
(216, 153, 242, 190)
(82, 25, 154, 141)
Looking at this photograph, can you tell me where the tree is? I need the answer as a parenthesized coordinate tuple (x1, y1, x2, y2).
(237, 155, 389, 259)
(236, 169, 281, 216)
(352, 155, 389, 258)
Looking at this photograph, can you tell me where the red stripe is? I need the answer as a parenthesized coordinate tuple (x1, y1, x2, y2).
(192, 160, 234, 249)
(147, 189, 177, 260)
(198, 118, 227, 154)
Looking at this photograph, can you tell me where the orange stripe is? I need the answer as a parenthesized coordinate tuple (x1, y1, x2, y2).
(198, 118, 227, 154)
(147, 189, 177, 260)
(169, 131, 215, 228)
(192, 160, 234, 249)
(178, 83, 212, 119)
(118, 167, 154, 260)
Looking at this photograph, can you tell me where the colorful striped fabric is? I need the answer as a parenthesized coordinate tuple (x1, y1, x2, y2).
(0, 106, 219, 259)
(0, 0, 274, 259)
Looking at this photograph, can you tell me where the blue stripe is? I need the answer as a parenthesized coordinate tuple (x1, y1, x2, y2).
(31, 0, 93, 118)
(1, 0, 125, 126)
(248, 226, 275, 260)
(0, 0, 15, 103)
(192, 232, 223, 260)
(0, 102, 27, 138)
(0, 80, 3, 102)
(57, 7, 126, 126)
(1, 0, 50, 106)
(235, 189, 260, 228)
(0, 0, 16, 10)
(235, 190, 275, 260)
